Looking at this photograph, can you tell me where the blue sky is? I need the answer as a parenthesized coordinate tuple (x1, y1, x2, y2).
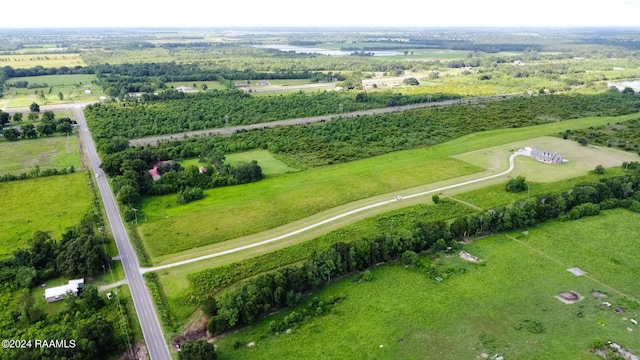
(2, 0, 640, 28)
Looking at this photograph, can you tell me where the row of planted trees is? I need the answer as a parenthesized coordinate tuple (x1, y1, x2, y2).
(200, 166, 640, 335)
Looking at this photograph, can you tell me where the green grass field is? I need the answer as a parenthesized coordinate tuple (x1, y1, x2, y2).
(180, 149, 299, 177)
(0, 134, 82, 175)
(139, 112, 640, 261)
(213, 209, 640, 359)
(0, 172, 93, 258)
(1, 74, 100, 108)
(140, 155, 480, 258)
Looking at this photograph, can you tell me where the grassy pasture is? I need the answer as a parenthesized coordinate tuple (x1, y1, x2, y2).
(180, 149, 299, 177)
(0, 134, 82, 175)
(0, 172, 93, 259)
(139, 112, 640, 260)
(2, 74, 100, 108)
(139, 155, 480, 258)
(0, 54, 85, 68)
(213, 209, 640, 360)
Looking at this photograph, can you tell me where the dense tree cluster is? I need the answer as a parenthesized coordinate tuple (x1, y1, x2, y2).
(98, 141, 263, 216)
(0, 213, 110, 292)
(84, 90, 455, 140)
(199, 169, 640, 334)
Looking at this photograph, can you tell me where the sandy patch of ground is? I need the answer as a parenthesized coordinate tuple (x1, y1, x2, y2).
(460, 251, 482, 263)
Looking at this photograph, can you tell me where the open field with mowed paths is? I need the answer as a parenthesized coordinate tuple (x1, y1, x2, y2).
(1, 74, 100, 108)
(138, 113, 640, 262)
(213, 209, 640, 360)
(0, 172, 93, 259)
(0, 134, 82, 175)
(140, 155, 479, 258)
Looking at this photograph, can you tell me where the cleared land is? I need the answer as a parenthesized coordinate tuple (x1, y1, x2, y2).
(453, 135, 639, 183)
(1, 74, 100, 108)
(140, 155, 480, 258)
(0, 53, 86, 68)
(166, 81, 227, 91)
(180, 149, 299, 177)
(213, 209, 640, 360)
(139, 113, 640, 262)
(0, 172, 93, 258)
(0, 135, 82, 175)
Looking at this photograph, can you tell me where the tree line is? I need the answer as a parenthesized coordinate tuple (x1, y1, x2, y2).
(0, 213, 110, 292)
(1, 108, 74, 141)
(198, 168, 640, 335)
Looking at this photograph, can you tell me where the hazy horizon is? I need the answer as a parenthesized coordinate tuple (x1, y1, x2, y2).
(3, 0, 640, 29)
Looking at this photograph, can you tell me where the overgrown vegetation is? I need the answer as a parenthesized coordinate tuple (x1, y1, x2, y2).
(84, 90, 456, 139)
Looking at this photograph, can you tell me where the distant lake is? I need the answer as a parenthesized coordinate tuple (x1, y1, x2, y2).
(255, 44, 402, 57)
(608, 80, 640, 91)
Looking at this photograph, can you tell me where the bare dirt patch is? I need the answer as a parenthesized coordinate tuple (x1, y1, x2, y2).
(557, 291, 582, 304)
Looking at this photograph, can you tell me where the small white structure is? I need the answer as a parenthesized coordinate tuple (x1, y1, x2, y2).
(176, 86, 197, 93)
(44, 278, 85, 303)
(567, 267, 585, 276)
(84, 89, 92, 95)
(525, 146, 563, 164)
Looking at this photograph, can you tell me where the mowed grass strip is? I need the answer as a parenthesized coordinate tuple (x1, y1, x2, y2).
(214, 209, 640, 360)
(0, 135, 82, 175)
(0, 172, 93, 259)
(140, 155, 480, 258)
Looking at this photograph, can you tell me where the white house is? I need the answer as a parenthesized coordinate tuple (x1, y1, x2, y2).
(84, 89, 92, 95)
(44, 278, 85, 303)
(525, 146, 564, 164)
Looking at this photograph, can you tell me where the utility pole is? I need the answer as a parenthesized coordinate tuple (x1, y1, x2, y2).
(133, 208, 138, 226)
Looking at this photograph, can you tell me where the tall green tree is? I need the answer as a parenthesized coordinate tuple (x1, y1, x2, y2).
(58, 92, 64, 100)
(29, 102, 40, 113)
(178, 340, 217, 360)
(0, 111, 9, 127)
(12, 112, 22, 122)
(81, 284, 105, 310)
(77, 315, 116, 359)
(2, 128, 19, 141)
(21, 123, 37, 138)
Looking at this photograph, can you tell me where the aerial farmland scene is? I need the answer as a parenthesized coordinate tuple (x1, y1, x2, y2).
(1, 1, 640, 359)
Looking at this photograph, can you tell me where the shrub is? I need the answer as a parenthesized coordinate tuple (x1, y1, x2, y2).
(177, 186, 204, 204)
(506, 176, 527, 193)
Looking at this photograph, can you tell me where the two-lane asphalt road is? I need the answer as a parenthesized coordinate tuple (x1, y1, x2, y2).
(73, 107, 171, 360)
